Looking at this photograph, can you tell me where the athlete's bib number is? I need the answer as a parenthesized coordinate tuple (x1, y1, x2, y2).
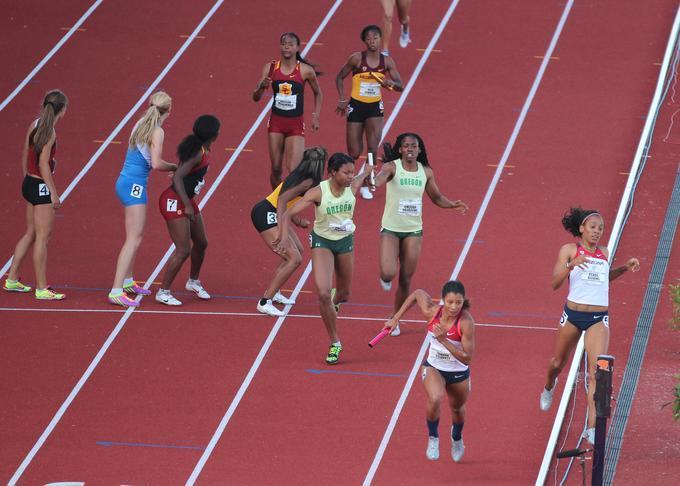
(130, 183, 144, 199)
(166, 199, 178, 212)
(274, 93, 297, 111)
(329, 219, 356, 233)
(398, 199, 422, 217)
(194, 179, 205, 195)
(359, 81, 381, 99)
(580, 259, 607, 284)
(267, 211, 277, 225)
(38, 183, 50, 197)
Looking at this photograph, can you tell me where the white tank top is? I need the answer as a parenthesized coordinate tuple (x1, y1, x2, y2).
(426, 307, 468, 372)
(567, 244, 610, 307)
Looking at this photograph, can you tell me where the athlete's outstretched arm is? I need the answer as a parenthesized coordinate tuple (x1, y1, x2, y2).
(424, 167, 468, 212)
(253, 62, 273, 102)
(385, 289, 438, 333)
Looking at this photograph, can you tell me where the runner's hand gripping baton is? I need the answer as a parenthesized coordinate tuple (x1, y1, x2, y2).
(367, 152, 376, 191)
(368, 327, 391, 348)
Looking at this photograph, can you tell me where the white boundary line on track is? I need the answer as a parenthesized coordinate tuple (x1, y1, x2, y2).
(7, 1, 238, 483)
(8, 2, 342, 483)
(535, 4, 680, 485)
(0, 307, 555, 331)
(0, 0, 103, 112)
(362, 1, 575, 484)
(185, 1, 462, 482)
(0, 0, 225, 279)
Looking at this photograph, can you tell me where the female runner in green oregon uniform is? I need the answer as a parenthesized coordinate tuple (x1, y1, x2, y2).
(374, 133, 469, 336)
(276, 152, 373, 364)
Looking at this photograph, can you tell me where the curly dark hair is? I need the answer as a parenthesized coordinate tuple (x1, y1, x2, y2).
(561, 207, 602, 237)
(382, 132, 429, 166)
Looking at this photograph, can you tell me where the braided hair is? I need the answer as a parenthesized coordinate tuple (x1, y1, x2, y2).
(382, 132, 430, 166)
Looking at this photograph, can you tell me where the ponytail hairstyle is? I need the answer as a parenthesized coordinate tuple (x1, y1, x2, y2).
(382, 132, 430, 166)
(327, 152, 354, 174)
(361, 24, 382, 41)
(177, 114, 221, 163)
(281, 146, 327, 192)
(280, 32, 322, 76)
(561, 207, 603, 237)
(441, 280, 470, 310)
(129, 91, 172, 148)
(30, 89, 68, 153)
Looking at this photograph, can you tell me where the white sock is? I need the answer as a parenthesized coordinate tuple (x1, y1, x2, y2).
(110, 288, 123, 295)
(123, 277, 134, 286)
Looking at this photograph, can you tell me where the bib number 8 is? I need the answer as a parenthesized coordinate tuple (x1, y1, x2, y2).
(130, 184, 144, 198)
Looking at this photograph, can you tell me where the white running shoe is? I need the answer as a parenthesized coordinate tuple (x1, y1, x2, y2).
(583, 427, 595, 445)
(185, 279, 211, 300)
(257, 299, 284, 317)
(426, 436, 439, 460)
(379, 278, 392, 291)
(155, 289, 182, 306)
(359, 186, 374, 200)
(381, 49, 390, 57)
(540, 378, 557, 411)
(399, 24, 411, 48)
(390, 323, 401, 336)
(451, 438, 465, 462)
(272, 291, 295, 305)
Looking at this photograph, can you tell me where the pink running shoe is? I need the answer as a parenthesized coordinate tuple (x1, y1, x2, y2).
(109, 292, 140, 307)
(123, 281, 151, 296)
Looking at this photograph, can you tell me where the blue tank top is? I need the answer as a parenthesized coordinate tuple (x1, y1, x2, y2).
(120, 145, 152, 179)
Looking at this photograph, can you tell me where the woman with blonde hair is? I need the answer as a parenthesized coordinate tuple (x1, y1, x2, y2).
(4, 90, 68, 300)
(108, 91, 177, 307)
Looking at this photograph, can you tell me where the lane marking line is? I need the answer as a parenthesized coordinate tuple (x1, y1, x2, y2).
(0, 0, 103, 112)
(364, 2, 576, 484)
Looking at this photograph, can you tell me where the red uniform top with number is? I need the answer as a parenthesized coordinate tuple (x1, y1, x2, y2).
(271, 61, 305, 118)
(426, 307, 467, 372)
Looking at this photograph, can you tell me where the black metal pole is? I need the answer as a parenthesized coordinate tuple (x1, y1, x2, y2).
(592, 355, 614, 486)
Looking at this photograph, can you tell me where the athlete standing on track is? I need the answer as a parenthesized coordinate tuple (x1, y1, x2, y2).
(539, 207, 639, 444)
(4, 90, 68, 300)
(156, 115, 220, 306)
(253, 32, 323, 189)
(109, 91, 177, 307)
(379, 0, 413, 55)
(336, 24, 403, 200)
(276, 153, 373, 364)
(385, 280, 475, 462)
(251, 146, 327, 317)
(374, 133, 468, 336)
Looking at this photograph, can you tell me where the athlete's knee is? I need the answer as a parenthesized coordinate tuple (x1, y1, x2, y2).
(383, 11, 394, 23)
(549, 356, 567, 373)
(318, 288, 332, 305)
(288, 249, 302, 267)
(175, 245, 191, 261)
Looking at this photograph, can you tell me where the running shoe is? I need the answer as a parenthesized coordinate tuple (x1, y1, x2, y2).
(257, 299, 284, 317)
(451, 438, 465, 462)
(540, 378, 557, 411)
(399, 24, 411, 48)
(381, 49, 390, 57)
(390, 322, 401, 337)
(155, 289, 182, 306)
(325, 343, 342, 365)
(379, 278, 392, 291)
(583, 427, 595, 445)
(185, 279, 211, 300)
(426, 436, 439, 460)
(273, 291, 295, 305)
(123, 281, 152, 296)
(35, 287, 65, 300)
(3, 278, 32, 293)
(330, 288, 341, 314)
(108, 292, 139, 307)
(359, 186, 374, 200)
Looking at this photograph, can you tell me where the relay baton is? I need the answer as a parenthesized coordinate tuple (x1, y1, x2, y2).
(367, 152, 376, 190)
(369, 71, 393, 90)
(267, 60, 276, 79)
(368, 327, 391, 348)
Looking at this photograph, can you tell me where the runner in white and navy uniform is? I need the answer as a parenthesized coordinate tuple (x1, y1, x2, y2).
(385, 280, 475, 463)
(539, 207, 640, 445)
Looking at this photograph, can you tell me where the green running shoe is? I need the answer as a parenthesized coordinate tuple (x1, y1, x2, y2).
(3, 278, 32, 292)
(326, 343, 342, 365)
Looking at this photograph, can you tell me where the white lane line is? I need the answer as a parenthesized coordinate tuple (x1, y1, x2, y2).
(7, 2, 342, 484)
(0, 306, 554, 331)
(362, 1, 575, 484)
(0, 0, 103, 112)
(6, 1, 234, 483)
(0, 0, 223, 279)
(185, 1, 464, 482)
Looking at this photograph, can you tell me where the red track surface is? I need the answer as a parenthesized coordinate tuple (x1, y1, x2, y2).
(0, 0, 677, 484)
